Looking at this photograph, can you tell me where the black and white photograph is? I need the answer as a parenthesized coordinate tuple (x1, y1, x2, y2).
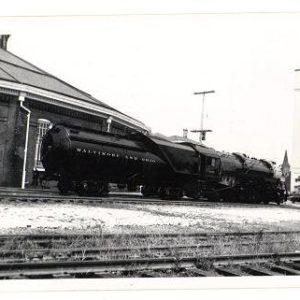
(0, 0, 300, 298)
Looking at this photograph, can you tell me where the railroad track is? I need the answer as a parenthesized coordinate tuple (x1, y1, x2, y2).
(0, 240, 292, 262)
(0, 231, 299, 279)
(0, 190, 298, 279)
(1, 252, 300, 279)
(0, 191, 288, 208)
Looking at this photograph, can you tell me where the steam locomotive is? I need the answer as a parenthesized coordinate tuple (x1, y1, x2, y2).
(41, 124, 286, 204)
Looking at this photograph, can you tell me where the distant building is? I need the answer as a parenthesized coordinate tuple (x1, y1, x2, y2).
(0, 35, 149, 188)
(281, 150, 291, 192)
(292, 69, 300, 191)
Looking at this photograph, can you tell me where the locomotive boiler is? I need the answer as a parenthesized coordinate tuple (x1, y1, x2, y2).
(41, 124, 286, 204)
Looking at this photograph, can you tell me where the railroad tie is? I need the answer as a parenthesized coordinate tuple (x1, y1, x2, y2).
(241, 265, 279, 276)
(267, 264, 300, 275)
(138, 270, 171, 278)
(214, 266, 245, 277)
(186, 268, 218, 277)
(283, 261, 300, 271)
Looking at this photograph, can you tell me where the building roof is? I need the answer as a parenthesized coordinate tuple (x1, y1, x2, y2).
(0, 47, 116, 108)
(282, 150, 291, 170)
(0, 45, 149, 131)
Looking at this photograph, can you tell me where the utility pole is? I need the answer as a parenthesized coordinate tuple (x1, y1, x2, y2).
(191, 90, 215, 144)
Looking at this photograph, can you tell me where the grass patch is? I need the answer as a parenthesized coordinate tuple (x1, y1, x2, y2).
(0, 231, 299, 262)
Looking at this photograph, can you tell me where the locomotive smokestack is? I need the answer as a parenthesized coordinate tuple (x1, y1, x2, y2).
(0, 35, 10, 50)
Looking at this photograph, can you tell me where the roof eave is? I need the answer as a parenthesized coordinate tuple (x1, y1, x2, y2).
(0, 80, 150, 132)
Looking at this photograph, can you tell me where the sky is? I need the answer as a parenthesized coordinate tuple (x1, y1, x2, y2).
(1, 0, 300, 165)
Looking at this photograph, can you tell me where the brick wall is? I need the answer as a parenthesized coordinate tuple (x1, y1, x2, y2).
(0, 94, 137, 188)
(0, 94, 21, 187)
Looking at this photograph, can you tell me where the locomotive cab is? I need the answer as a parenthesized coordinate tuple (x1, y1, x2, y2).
(191, 144, 221, 181)
(203, 156, 221, 179)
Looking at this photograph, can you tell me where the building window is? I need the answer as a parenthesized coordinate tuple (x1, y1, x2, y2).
(34, 119, 52, 170)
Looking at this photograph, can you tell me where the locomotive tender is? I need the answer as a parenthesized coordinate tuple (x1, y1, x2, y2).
(41, 124, 286, 204)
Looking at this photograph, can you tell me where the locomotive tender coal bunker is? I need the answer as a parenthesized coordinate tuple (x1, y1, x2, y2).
(41, 124, 286, 204)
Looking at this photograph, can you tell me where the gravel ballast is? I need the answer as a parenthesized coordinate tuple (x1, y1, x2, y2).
(0, 201, 299, 234)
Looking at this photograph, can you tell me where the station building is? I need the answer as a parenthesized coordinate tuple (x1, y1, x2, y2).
(0, 35, 149, 189)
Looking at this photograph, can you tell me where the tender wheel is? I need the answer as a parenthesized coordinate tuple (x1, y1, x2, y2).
(57, 176, 71, 195)
(141, 186, 161, 197)
(160, 188, 183, 200)
(141, 186, 153, 197)
(74, 181, 109, 197)
(74, 182, 87, 196)
(95, 183, 109, 197)
(159, 188, 166, 199)
(206, 190, 220, 202)
(127, 183, 137, 192)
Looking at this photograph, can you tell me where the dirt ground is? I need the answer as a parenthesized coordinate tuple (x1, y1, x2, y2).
(0, 200, 299, 234)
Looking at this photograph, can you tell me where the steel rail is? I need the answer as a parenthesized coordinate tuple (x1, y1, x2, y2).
(0, 230, 299, 241)
(0, 192, 288, 208)
(0, 252, 299, 279)
(0, 195, 224, 207)
(0, 195, 222, 208)
(0, 240, 291, 261)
